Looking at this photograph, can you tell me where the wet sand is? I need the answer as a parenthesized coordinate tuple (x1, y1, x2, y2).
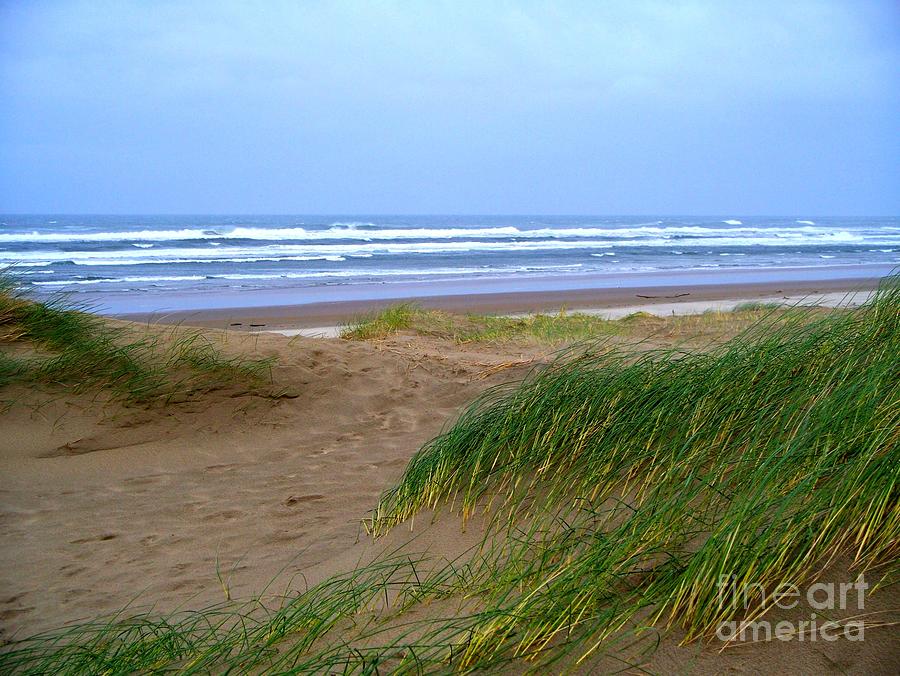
(113, 274, 883, 331)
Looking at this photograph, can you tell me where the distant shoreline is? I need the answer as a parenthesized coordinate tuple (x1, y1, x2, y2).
(113, 266, 887, 331)
(10, 216, 899, 314)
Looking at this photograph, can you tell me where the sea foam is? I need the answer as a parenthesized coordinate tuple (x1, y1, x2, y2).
(0, 223, 887, 245)
(4, 230, 895, 268)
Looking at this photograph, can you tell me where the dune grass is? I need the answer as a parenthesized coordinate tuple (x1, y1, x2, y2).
(368, 274, 899, 664)
(2, 277, 897, 673)
(340, 301, 800, 344)
(731, 300, 782, 312)
(341, 302, 627, 343)
(340, 302, 422, 340)
(0, 273, 274, 404)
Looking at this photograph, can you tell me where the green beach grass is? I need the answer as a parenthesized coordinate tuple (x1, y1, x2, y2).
(0, 272, 274, 404)
(1, 275, 897, 673)
(340, 301, 802, 344)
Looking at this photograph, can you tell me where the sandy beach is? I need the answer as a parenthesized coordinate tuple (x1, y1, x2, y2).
(2, 275, 898, 674)
(114, 272, 884, 331)
(4, 1, 899, 671)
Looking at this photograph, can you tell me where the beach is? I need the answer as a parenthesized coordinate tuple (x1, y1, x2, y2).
(3, 215, 898, 317)
(4, 1, 899, 671)
(116, 271, 883, 335)
(2, 271, 898, 673)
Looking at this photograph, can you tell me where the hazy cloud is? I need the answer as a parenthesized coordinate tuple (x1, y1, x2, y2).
(1, 0, 897, 213)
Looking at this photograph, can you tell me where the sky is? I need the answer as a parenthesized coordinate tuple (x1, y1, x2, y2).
(0, 1, 898, 215)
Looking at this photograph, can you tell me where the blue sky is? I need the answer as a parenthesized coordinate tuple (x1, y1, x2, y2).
(1, 1, 897, 215)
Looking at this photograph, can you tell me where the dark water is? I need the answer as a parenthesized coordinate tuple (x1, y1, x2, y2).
(2, 215, 898, 312)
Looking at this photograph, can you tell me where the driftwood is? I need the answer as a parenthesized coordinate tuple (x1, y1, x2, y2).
(635, 293, 691, 299)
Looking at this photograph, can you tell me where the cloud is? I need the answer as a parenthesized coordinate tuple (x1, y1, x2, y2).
(4, 1, 897, 102)
(1, 1, 897, 213)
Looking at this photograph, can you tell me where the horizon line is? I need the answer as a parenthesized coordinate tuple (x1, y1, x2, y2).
(2, 212, 898, 219)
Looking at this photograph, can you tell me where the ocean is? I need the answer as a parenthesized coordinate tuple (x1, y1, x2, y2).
(2, 215, 898, 313)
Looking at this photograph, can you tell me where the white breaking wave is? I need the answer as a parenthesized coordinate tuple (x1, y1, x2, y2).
(34, 275, 207, 286)
(0, 228, 230, 243)
(0, 225, 526, 242)
(1, 223, 894, 245)
(30, 264, 586, 287)
(3, 231, 896, 267)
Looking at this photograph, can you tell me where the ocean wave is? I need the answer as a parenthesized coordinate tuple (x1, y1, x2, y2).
(722, 219, 743, 225)
(0, 228, 227, 243)
(6, 231, 900, 268)
(33, 275, 207, 286)
(3, 223, 897, 245)
(30, 264, 588, 287)
(796, 220, 816, 225)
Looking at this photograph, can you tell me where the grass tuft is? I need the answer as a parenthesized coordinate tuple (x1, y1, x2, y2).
(340, 302, 420, 340)
(369, 273, 900, 664)
(341, 303, 627, 343)
(731, 300, 782, 312)
(0, 271, 275, 404)
(340, 301, 816, 345)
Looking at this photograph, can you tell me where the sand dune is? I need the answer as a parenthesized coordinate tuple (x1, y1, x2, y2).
(0, 328, 541, 639)
(1, 316, 897, 673)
